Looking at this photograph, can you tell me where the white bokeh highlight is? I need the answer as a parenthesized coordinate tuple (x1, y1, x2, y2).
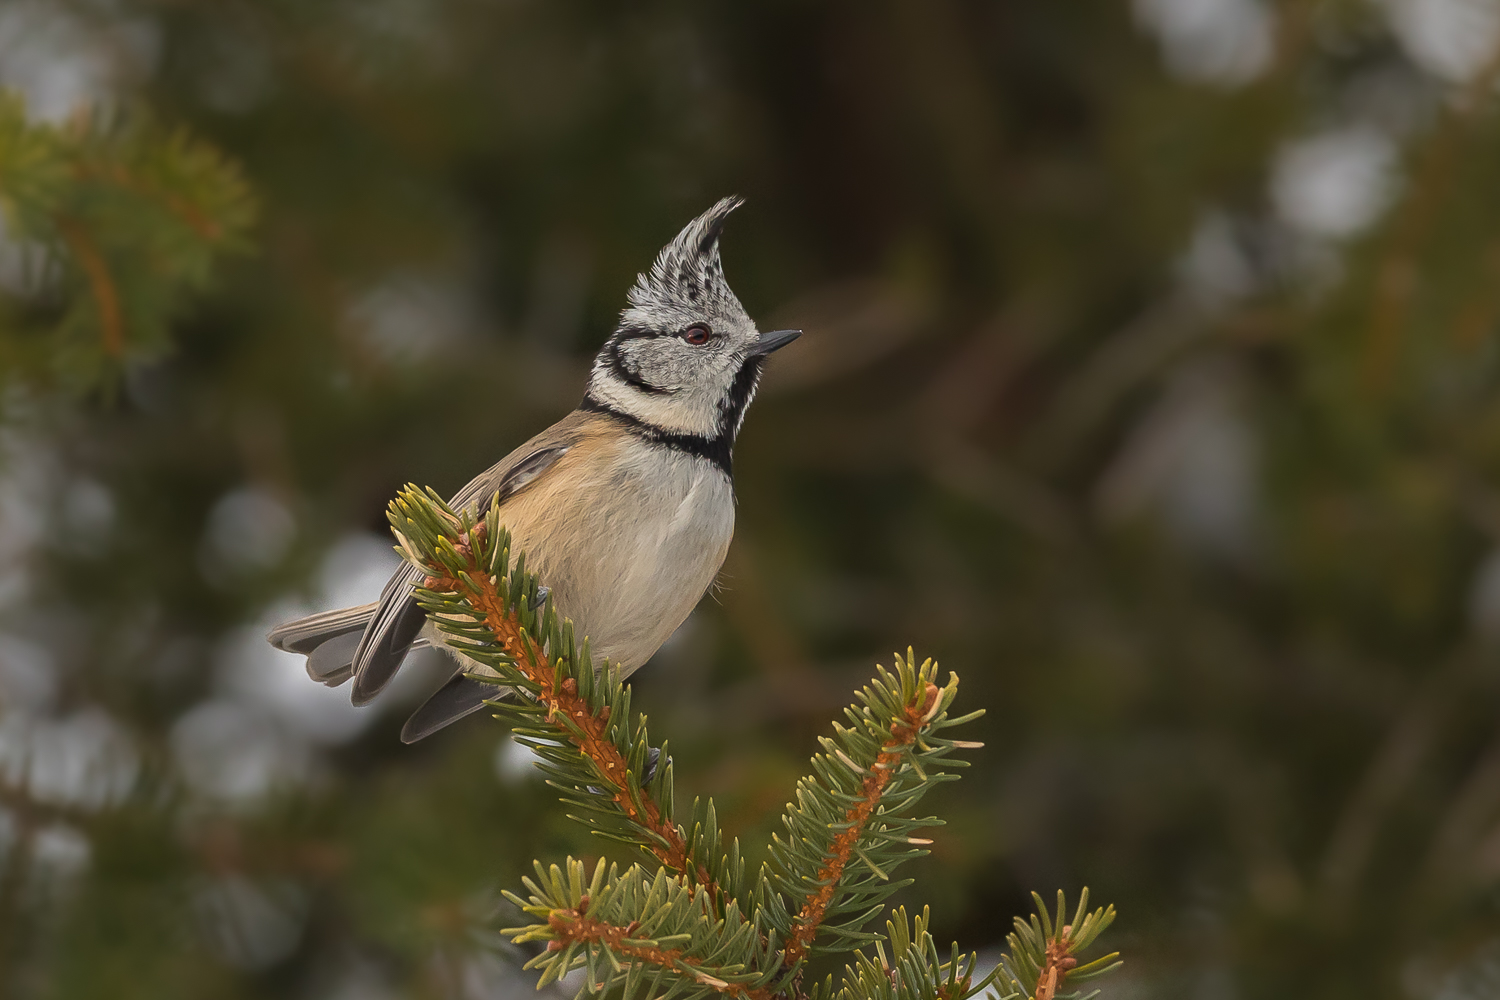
(199, 486, 297, 582)
(170, 699, 315, 803)
(1468, 547, 1500, 641)
(1386, 0, 1500, 83)
(0, 632, 59, 713)
(30, 822, 91, 882)
(345, 271, 478, 364)
(172, 532, 415, 804)
(1133, 0, 1274, 86)
(194, 874, 309, 970)
(1180, 210, 1260, 303)
(1098, 362, 1259, 558)
(1271, 128, 1399, 239)
(493, 735, 546, 786)
(0, 1, 157, 123)
(0, 709, 139, 811)
(0, 420, 60, 611)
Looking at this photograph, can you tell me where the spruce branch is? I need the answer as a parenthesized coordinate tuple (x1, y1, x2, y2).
(809, 906, 1011, 1000)
(504, 858, 780, 1000)
(765, 654, 984, 963)
(386, 484, 1120, 1000)
(0, 92, 256, 381)
(997, 890, 1120, 1000)
(55, 218, 124, 356)
(386, 485, 727, 903)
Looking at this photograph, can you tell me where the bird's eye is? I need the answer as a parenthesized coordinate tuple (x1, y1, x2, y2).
(682, 324, 712, 346)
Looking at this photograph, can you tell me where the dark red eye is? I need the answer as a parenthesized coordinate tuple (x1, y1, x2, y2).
(683, 324, 712, 346)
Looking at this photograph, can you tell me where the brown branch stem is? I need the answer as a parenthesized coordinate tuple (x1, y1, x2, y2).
(782, 680, 941, 965)
(1031, 929, 1079, 1000)
(424, 538, 718, 898)
(546, 901, 773, 1000)
(72, 161, 224, 242)
(56, 218, 124, 357)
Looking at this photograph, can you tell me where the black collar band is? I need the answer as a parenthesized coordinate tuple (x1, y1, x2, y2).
(580, 394, 733, 478)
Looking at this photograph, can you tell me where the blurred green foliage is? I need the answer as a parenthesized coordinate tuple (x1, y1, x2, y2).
(0, 93, 255, 386)
(4, 1, 1500, 998)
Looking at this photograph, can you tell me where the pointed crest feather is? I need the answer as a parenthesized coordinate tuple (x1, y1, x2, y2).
(626, 196, 745, 316)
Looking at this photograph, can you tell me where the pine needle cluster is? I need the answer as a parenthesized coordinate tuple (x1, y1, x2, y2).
(0, 92, 256, 387)
(385, 484, 1123, 1000)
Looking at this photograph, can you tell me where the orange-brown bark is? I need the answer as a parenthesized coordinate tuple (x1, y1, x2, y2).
(57, 220, 124, 356)
(423, 536, 715, 893)
(75, 161, 225, 241)
(547, 902, 773, 1000)
(1032, 930, 1079, 1000)
(782, 681, 941, 965)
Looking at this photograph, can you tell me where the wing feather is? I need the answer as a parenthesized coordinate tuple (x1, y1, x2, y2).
(348, 430, 576, 705)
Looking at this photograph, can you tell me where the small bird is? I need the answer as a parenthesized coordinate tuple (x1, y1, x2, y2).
(268, 197, 799, 743)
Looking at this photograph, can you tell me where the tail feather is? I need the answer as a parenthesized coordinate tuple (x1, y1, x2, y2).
(271, 603, 432, 690)
(350, 580, 429, 706)
(306, 630, 363, 686)
(268, 603, 377, 655)
(400, 671, 510, 743)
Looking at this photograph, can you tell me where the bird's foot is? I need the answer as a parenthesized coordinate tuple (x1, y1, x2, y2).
(641, 745, 669, 786)
(585, 745, 669, 795)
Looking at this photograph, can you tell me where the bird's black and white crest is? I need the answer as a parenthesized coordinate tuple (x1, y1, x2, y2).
(625, 195, 747, 326)
(583, 196, 773, 467)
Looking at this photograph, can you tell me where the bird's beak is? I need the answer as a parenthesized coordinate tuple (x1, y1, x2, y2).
(751, 329, 802, 356)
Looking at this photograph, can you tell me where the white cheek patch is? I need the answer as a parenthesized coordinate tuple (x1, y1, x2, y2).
(589, 363, 724, 437)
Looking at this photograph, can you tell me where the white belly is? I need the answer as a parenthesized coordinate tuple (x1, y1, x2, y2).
(431, 439, 735, 675)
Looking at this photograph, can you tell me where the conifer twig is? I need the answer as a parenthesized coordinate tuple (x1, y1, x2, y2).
(545, 902, 774, 1000)
(0, 94, 255, 377)
(389, 485, 1120, 1000)
(1000, 890, 1121, 1000)
(74, 158, 221, 241)
(760, 655, 982, 966)
(56, 218, 124, 356)
(505, 858, 781, 1000)
(409, 512, 717, 895)
(784, 680, 942, 964)
(1032, 936, 1074, 1000)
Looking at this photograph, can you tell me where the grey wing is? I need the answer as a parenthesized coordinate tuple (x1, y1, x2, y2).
(347, 434, 575, 706)
(450, 444, 569, 513)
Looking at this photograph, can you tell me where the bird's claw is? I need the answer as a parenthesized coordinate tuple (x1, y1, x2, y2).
(585, 745, 669, 795)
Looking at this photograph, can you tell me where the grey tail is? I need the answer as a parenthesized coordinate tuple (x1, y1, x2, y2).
(268, 603, 429, 689)
(350, 564, 430, 706)
(400, 671, 510, 744)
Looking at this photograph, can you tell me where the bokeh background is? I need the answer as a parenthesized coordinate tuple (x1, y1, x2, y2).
(6, 0, 1500, 997)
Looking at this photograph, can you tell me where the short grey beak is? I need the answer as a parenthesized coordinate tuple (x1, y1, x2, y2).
(751, 329, 802, 356)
